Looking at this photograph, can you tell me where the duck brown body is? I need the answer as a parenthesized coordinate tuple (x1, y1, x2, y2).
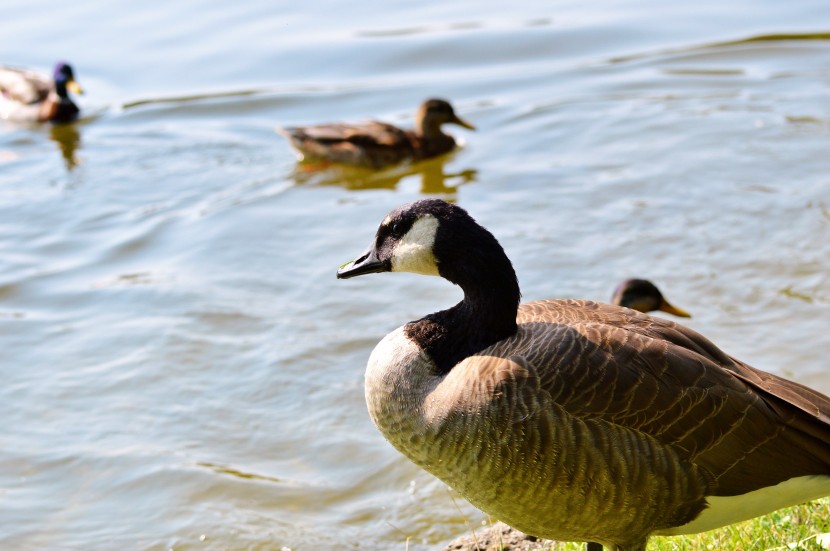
(0, 62, 82, 123)
(280, 98, 474, 168)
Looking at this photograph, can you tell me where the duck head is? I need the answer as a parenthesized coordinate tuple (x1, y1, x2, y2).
(415, 99, 476, 137)
(612, 278, 691, 317)
(53, 62, 83, 98)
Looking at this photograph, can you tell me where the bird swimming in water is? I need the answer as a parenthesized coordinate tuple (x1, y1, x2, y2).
(279, 98, 475, 169)
(337, 198, 830, 551)
(0, 61, 83, 123)
(611, 278, 691, 318)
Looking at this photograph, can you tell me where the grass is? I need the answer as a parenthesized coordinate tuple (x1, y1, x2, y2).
(540, 498, 830, 551)
(442, 491, 830, 550)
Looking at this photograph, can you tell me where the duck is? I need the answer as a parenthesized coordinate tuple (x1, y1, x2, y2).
(337, 199, 830, 551)
(0, 62, 83, 123)
(279, 98, 475, 169)
(611, 278, 691, 318)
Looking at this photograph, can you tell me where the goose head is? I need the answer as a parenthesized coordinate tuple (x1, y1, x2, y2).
(337, 199, 514, 291)
(611, 278, 691, 318)
(414, 99, 476, 139)
(337, 198, 520, 374)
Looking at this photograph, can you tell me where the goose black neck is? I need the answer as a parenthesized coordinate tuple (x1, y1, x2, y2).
(405, 214, 521, 375)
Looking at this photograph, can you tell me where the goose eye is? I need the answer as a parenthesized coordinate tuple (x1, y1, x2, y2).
(390, 221, 403, 237)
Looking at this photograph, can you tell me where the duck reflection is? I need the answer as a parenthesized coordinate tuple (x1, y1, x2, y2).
(48, 122, 82, 169)
(288, 152, 477, 196)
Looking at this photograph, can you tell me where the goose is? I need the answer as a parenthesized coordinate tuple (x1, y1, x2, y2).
(0, 61, 83, 123)
(336, 198, 830, 551)
(279, 98, 475, 169)
(611, 278, 691, 318)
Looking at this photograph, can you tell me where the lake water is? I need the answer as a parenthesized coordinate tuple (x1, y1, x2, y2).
(1, 1, 829, 549)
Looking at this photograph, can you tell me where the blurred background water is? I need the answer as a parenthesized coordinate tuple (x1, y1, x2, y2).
(1, 0, 829, 549)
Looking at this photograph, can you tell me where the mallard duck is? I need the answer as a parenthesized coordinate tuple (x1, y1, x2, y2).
(279, 98, 475, 168)
(611, 278, 691, 318)
(337, 199, 830, 551)
(0, 61, 83, 123)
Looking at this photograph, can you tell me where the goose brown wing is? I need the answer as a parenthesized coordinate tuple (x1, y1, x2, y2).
(512, 299, 830, 496)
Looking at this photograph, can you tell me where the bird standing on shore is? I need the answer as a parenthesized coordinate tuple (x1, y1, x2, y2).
(338, 199, 830, 551)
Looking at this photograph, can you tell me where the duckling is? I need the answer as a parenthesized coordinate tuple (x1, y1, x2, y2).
(337, 199, 830, 551)
(0, 62, 83, 123)
(279, 98, 475, 169)
(611, 278, 691, 318)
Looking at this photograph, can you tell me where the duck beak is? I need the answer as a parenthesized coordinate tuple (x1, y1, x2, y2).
(337, 246, 387, 279)
(451, 114, 476, 131)
(659, 299, 691, 318)
(67, 80, 84, 95)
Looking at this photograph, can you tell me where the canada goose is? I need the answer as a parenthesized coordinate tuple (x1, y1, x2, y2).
(337, 199, 830, 551)
(0, 62, 83, 123)
(279, 98, 475, 169)
(611, 279, 691, 318)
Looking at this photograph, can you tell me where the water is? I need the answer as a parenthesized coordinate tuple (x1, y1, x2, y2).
(1, 0, 829, 549)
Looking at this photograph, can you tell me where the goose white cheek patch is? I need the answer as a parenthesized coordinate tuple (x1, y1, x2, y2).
(391, 215, 440, 276)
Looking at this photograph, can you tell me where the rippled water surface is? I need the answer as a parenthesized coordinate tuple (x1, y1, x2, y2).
(2, 1, 830, 549)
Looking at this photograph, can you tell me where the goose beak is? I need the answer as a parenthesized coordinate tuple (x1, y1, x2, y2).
(451, 114, 476, 131)
(67, 80, 84, 95)
(337, 247, 387, 279)
(659, 299, 691, 318)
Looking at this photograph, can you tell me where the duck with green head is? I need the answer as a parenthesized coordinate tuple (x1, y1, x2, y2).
(0, 61, 84, 123)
